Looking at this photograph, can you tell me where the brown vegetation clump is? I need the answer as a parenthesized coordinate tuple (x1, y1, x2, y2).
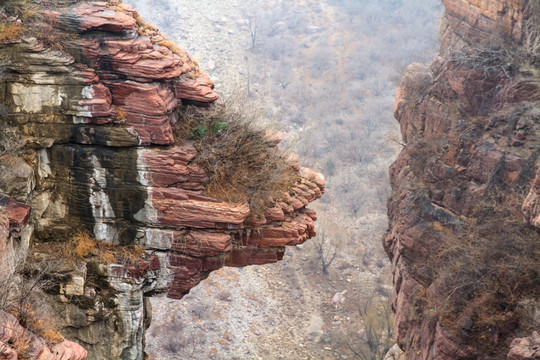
(427, 187, 539, 352)
(0, 22, 24, 43)
(114, 107, 128, 122)
(10, 303, 64, 347)
(176, 102, 299, 215)
(0, 253, 65, 354)
(36, 231, 146, 266)
(70, 231, 146, 265)
(0, 0, 78, 53)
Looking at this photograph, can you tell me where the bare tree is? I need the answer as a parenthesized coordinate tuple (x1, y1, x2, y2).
(343, 297, 394, 360)
(314, 229, 337, 275)
(244, 6, 259, 50)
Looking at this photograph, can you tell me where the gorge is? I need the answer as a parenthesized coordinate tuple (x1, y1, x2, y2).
(0, 0, 539, 359)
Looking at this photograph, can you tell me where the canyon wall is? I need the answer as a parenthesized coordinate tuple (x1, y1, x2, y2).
(0, 1, 323, 359)
(386, 0, 539, 359)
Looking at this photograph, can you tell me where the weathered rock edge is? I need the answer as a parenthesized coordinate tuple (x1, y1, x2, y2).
(0, 1, 324, 359)
(385, 1, 539, 359)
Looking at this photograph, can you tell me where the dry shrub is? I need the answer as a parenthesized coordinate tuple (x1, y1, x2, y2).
(0, 252, 65, 352)
(427, 187, 539, 352)
(34, 14, 77, 54)
(10, 303, 64, 346)
(328, 296, 394, 360)
(176, 101, 299, 215)
(114, 107, 128, 122)
(70, 231, 145, 265)
(37, 231, 146, 266)
(0, 0, 77, 53)
(0, 22, 24, 42)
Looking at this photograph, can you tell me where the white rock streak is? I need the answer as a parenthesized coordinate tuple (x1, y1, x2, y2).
(89, 155, 119, 243)
(134, 148, 158, 224)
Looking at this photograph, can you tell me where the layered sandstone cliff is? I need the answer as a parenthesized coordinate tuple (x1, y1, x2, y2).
(0, 1, 324, 359)
(386, 0, 539, 359)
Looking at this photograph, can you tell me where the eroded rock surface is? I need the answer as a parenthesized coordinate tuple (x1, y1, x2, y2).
(386, 1, 539, 359)
(0, 1, 324, 359)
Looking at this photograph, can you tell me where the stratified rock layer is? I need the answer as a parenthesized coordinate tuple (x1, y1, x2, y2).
(386, 1, 538, 359)
(0, 1, 324, 359)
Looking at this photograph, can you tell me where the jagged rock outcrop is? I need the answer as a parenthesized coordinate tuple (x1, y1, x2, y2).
(386, 1, 538, 359)
(0, 1, 324, 359)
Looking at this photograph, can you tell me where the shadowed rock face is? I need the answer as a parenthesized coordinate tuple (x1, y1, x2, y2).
(0, 1, 323, 359)
(386, 1, 538, 359)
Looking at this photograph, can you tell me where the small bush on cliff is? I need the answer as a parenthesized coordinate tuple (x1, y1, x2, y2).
(176, 100, 298, 215)
(66, 231, 146, 265)
(0, 250, 65, 353)
(0, 22, 24, 42)
(30, 231, 146, 266)
(0, 0, 77, 53)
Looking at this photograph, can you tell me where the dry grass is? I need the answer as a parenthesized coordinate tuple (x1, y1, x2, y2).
(0, 0, 78, 53)
(0, 252, 65, 354)
(0, 230, 144, 356)
(176, 102, 299, 215)
(70, 231, 146, 265)
(426, 187, 539, 353)
(0, 22, 24, 42)
(114, 107, 128, 122)
(37, 231, 146, 266)
(9, 303, 64, 346)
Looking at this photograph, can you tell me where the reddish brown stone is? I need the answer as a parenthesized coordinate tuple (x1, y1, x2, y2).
(442, 0, 526, 42)
(0, 195, 31, 230)
(0, 311, 87, 360)
(107, 81, 178, 116)
(508, 332, 540, 360)
(78, 82, 114, 117)
(72, 2, 138, 32)
(171, 231, 232, 257)
(153, 193, 250, 228)
(225, 247, 285, 267)
(172, 74, 219, 103)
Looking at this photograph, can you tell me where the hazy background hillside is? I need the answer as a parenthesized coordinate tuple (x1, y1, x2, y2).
(125, 0, 442, 358)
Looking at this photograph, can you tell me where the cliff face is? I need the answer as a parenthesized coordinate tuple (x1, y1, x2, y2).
(0, 1, 324, 359)
(386, 0, 539, 359)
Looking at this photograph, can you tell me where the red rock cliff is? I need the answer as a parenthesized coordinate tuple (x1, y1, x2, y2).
(0, 1, 324, 358)
(386, 1, 539, 359)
